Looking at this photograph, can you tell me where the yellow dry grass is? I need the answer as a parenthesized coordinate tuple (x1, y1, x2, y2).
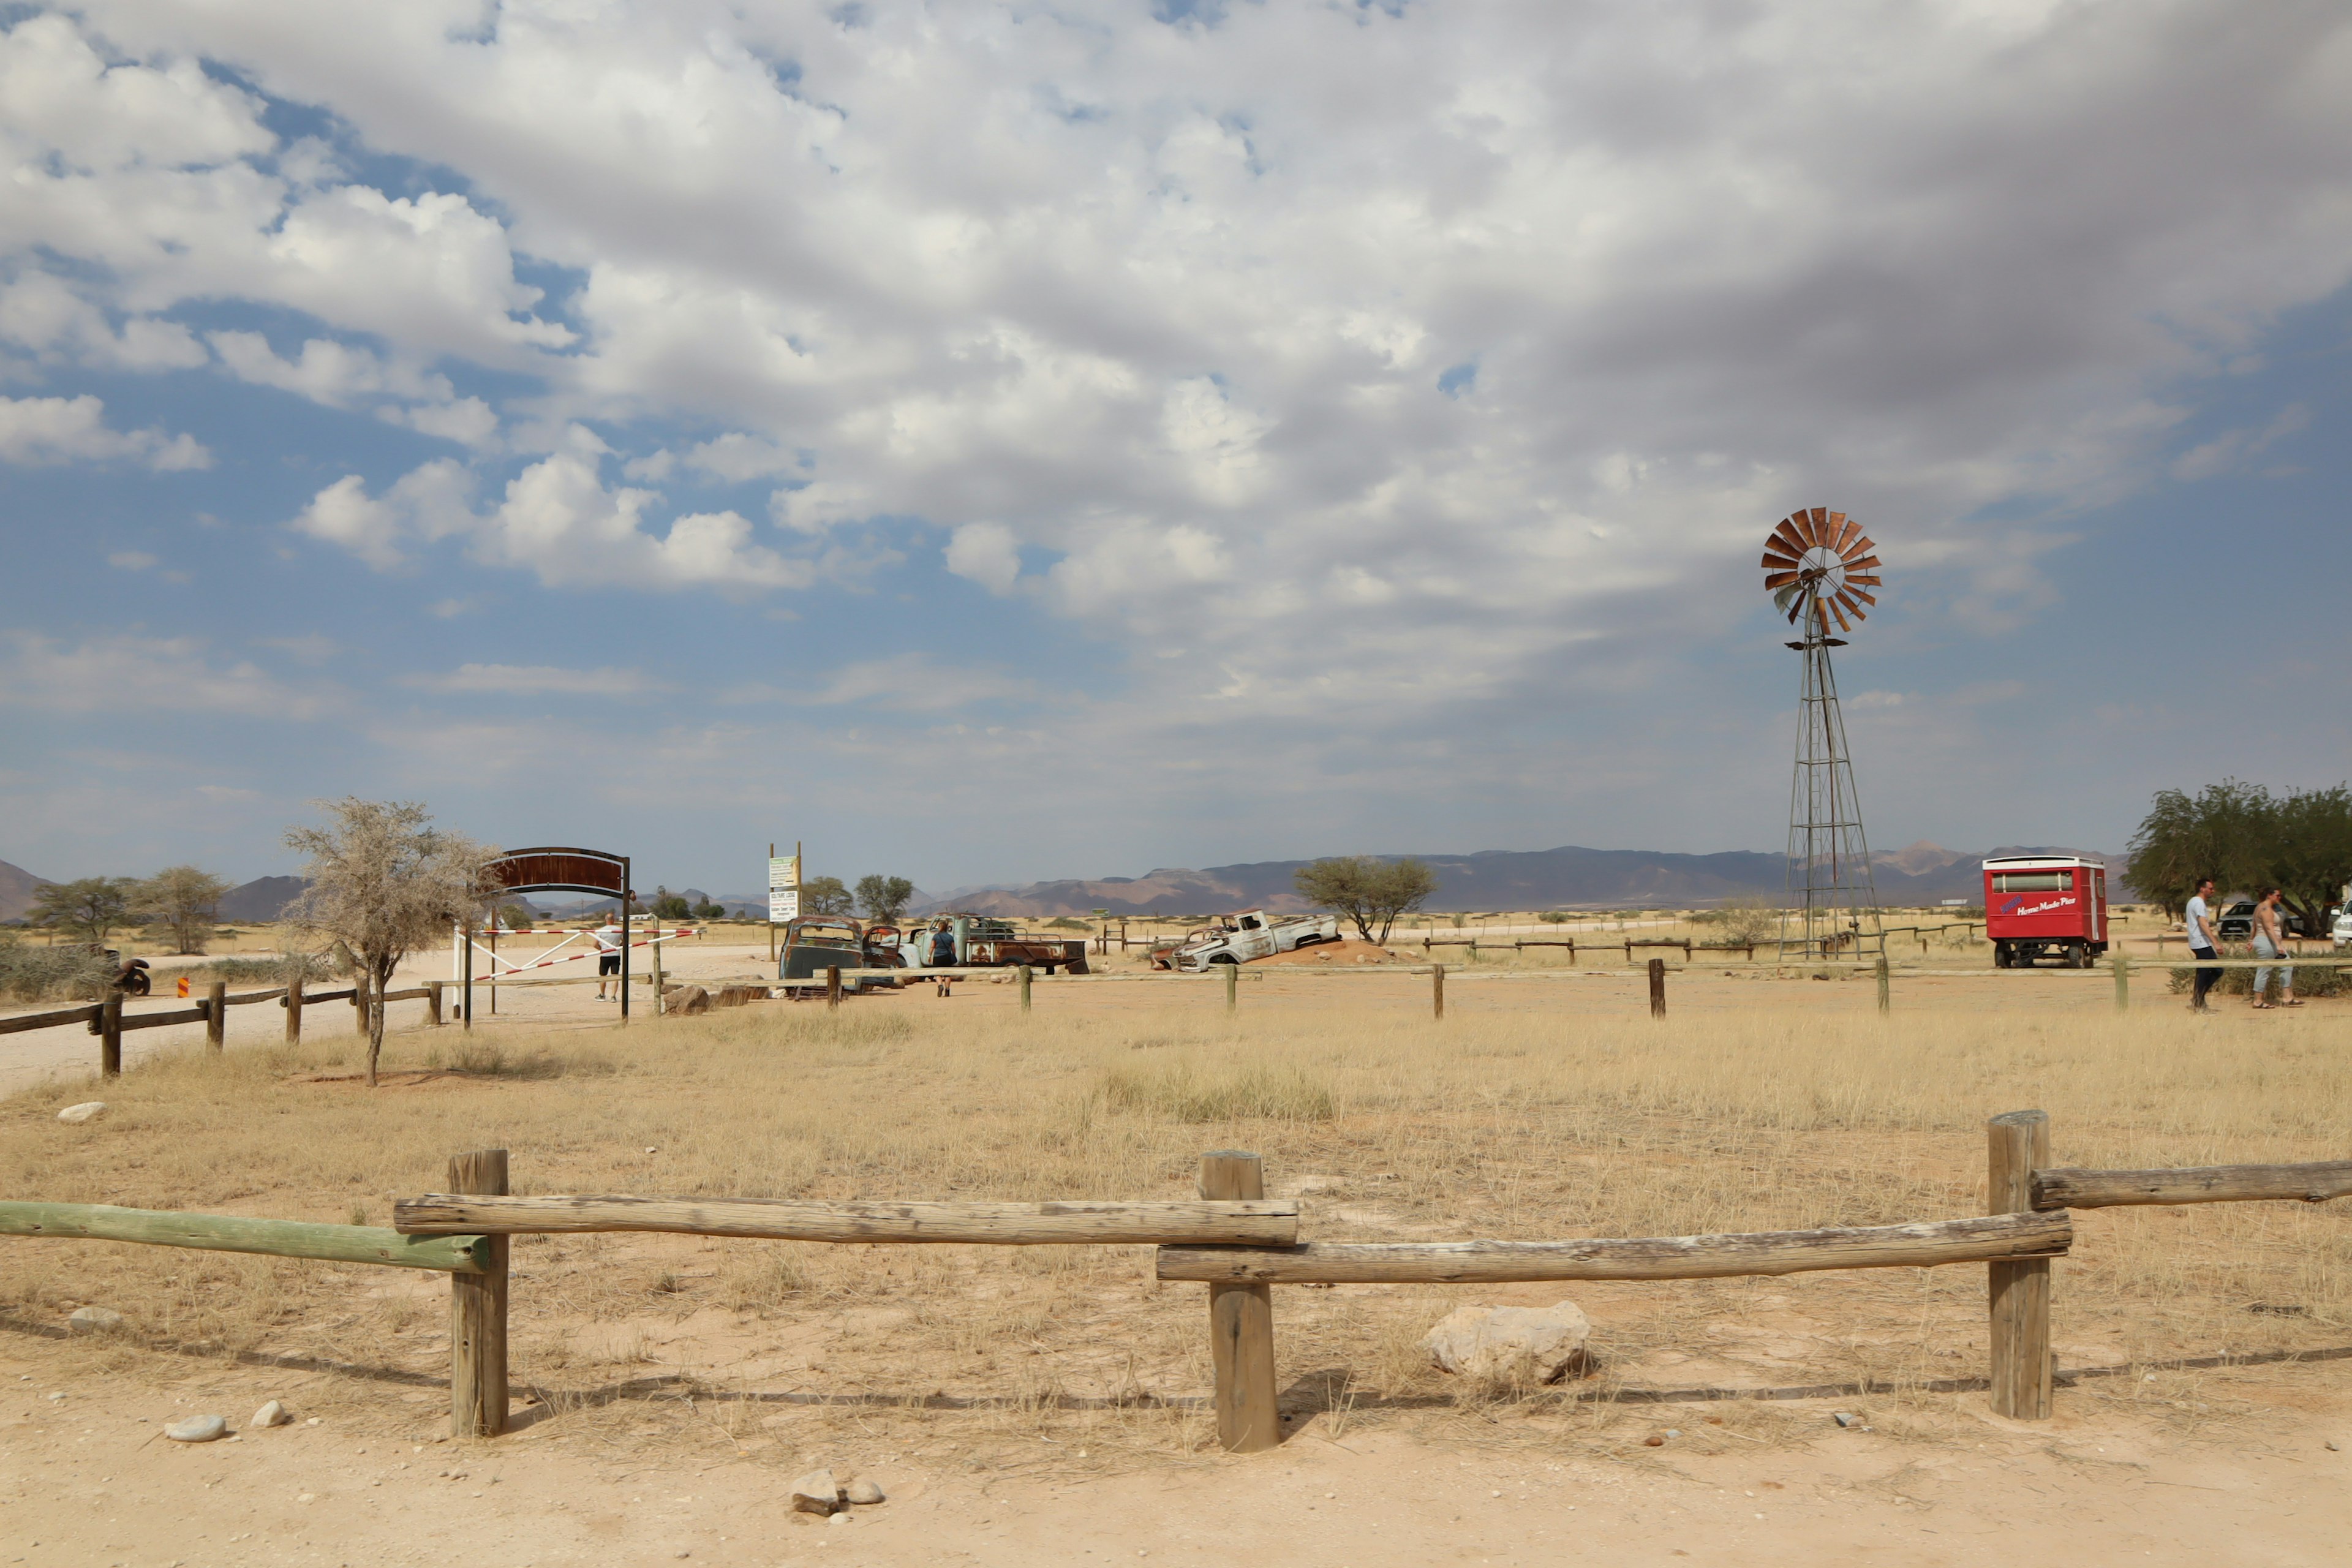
(4, 982, 2348, 1477)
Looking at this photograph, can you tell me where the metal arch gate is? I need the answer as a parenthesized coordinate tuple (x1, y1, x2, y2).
(481, 846, 635, 1020)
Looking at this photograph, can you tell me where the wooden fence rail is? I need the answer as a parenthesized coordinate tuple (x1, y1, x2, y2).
(395, 1194, 1300, 1246)
(0, 1200, 488, 1272)
(2033, 1161, 2352, 1209)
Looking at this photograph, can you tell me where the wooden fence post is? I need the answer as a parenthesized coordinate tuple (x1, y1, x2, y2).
(2112, 952, 2130, 1013)
(205, 980, 227, 1052)
(99, 993, 123, 1078)
(652, 933, 665, 1017)
(448, 1148, 510, 1439)
(1875, 955, 1890, 1016)
(1431, 963, 1445, 1020)
(284, 984, 303, 1046)
(426, 982, 443, 1027)
(1200, 1150, 1280, 1452)
(1018, 964, 1032, 1012)
(1648, 957, 1666, 1018)
(1987, 1110, 2053, 1420)
(1224, 961, 1237, 1014)
(826, 965, 842, 1010)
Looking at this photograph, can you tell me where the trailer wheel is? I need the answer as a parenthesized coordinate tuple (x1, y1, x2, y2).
(1993, 942, 2011, 970)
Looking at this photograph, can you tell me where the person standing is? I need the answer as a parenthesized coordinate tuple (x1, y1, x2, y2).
(2184, 876, 2223, 1012)
(594, 914, 625, 1001)
(930, 920, 957, 997)
(2250, 886, 2299, 1009)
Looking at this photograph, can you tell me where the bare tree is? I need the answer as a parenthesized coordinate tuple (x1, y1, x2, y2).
(284, 799, 495, 1086)
(135, 865, 233, 954)
(30, 876, 135, 946)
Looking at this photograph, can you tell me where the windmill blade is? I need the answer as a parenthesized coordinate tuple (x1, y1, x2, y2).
(1807, 505, 1830, 531)
(1774, 584, 1806, 616)
(1762, 550, 1800, 570)
(1825, 595, 1852, 632)
(1834, 589, 1867, 621)
(1845, 586, 1878, 606)
(1765, 570, 1801, 590)
(1784, 590, 1808, 624)
(1793, 511, 1824, 547)
(1831, 518, 1860, 553)
(1843, 554, 1881, 570)
(1770, 521, 1808, 556)
(1839, 532, 1875, 559)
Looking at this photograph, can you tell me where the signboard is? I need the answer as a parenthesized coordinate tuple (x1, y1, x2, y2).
(768, 855, 801, 924)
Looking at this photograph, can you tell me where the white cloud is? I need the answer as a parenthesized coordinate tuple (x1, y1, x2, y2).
(292, 439, 818, 592)
(943, 522, 1021, 594)
(0, 271, 206, 371)
(408, 663, 669, 697)
(0, 393, 208, 469)
(0, 631, 320, 718)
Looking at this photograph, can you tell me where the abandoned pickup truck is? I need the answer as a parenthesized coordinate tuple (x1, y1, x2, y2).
(1166, 910, 1340, 971)
(907, 914, 1091, 975)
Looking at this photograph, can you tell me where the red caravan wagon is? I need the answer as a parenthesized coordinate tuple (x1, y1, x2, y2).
(1983, 854, 2108, 969)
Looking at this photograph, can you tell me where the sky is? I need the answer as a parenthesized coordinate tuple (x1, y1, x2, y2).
(2, 0, 2350, 897)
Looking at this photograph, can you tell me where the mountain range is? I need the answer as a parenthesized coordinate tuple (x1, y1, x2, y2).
(1, 843, 2122, 926)
(898, 842, 2123, 918)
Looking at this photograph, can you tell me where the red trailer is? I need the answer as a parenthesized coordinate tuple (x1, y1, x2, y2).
(1983, 855, 2108, 968)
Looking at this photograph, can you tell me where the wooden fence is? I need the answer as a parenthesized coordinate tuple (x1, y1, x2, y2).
(7, 1114, 2346, 1450)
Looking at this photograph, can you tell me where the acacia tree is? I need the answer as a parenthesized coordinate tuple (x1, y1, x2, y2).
(30, 876, 135, 945)
(855, 874, 914, 921)
(135, 865, 233, 954)
(801, 875, 854, 918)
(2126, 780, 2352, 932)
(285, 799, 495, 1086)
(1292, 855, 1439, 944)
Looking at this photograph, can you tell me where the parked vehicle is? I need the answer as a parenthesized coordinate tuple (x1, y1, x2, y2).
(2334, 881, 2352, 948)
(2215, 900, 2310, 940)
(777, 916, 903, 995)
(1167, 910, 1341, 971)
(1983, 855, 2108, 968)
(905, 915, 1090, 975)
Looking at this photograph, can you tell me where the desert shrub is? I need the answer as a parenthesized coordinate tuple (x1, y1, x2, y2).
(197, 955, 292, 984)
(1044, 917, 1088, 930)
(1099, 1060, 1336, 1122)
(0, 936, 115, 1002)
(1696, 896, 1779, 945)
(2165, 947, 2347, 999)
(1539, 910, 1570, 924)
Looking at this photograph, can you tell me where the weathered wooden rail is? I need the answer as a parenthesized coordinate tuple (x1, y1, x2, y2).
(10, 1120, 2346, 1451)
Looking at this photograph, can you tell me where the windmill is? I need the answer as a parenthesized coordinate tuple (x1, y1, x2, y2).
(1762, 507, 1883, 960)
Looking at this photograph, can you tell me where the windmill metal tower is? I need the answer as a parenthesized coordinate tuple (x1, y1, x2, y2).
(1761, 507, 1884, 960)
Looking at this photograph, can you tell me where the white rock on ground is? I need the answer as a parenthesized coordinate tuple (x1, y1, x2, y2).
(165, 1415, 228, 1442)
(56, 1101, 105, 1123)
(844, 1477, 886, 1505)
(252, 1399, 292, 1427)
(66, 1305, 124, 1334)
(1421, 1300, 1592, 1384)
(790, 1469, 843, 1514)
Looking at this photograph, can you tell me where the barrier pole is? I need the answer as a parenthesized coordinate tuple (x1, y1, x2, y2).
(1200, 1151, 1280, 1452)
(1987, 1110, 2053, 1419)
(448, 1148, 510, 1438)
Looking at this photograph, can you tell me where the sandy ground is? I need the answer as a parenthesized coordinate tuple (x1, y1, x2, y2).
(6, 1338, 2347, 1567)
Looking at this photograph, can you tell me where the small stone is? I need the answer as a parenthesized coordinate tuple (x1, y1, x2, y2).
(1833, 1411, 1861, 1428)
(1664, 1429, 1681, 1439)
(1421, 1300, 1592, 1384)
(56, 1101, 107, 1123)
(844, 1477, 885, 1505)
(296, 1493, 315, 1504)
(252, 1400, 291, 1428)
(1642, 1435, 1665, 1447)
(2327, 1439, 2341, 1452)
(827, 1512, 852, 1528)
(165, 1415, 227, 1443)
(791, 1468, 843, 1515)
(67, 1305, 124, 1335)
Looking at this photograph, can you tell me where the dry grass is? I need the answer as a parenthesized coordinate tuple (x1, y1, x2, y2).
(5, 984, 2349, 1476)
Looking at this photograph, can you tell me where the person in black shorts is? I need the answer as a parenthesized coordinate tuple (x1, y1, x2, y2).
(595, 917, 624, 1001)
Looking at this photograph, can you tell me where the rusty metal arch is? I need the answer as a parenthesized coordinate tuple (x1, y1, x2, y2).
(477, 847, 635, 1020)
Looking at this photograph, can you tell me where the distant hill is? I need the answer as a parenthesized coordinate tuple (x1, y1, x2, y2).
(0, 859, 51, 922)
(911, 842, 2124, 918)
(220, 875, 308, 922)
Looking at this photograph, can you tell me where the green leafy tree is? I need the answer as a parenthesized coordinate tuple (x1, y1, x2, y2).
(134, 865, 233, 954)
(650, 886, 692, 921)
(497, 902, 534, 931)
(285, 799, 495, 1087)
(2127, 780, 2352, 933)
(854, 874, 915, 921)
(31, 876, 136, 945)
(1291, 855, 1439, 944)
(692, 897, 725, 921)
(801, 875, 854, 918)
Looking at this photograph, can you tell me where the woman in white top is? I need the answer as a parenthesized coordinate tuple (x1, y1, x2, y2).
(2250, 887, 2298, 1009)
